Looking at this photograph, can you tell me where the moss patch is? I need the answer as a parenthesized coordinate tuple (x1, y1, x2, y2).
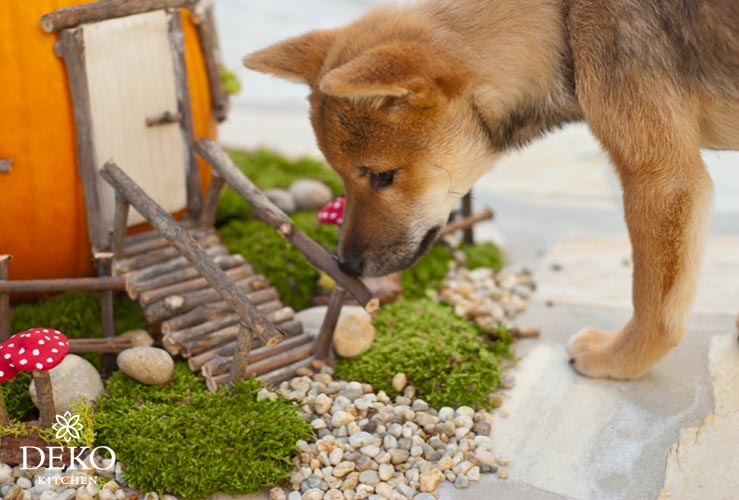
(217, 149, 343, 225)
(464, 242, 504, 270)
(336, 300, 512, 408)
(94, 364, 312, 499)
(1, 372, 35, 421)
(220, 212, 339, 311)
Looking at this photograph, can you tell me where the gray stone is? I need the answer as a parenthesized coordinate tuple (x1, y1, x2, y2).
(29, 354, 104, 414)
(116, 347, 174, 386)
(118, 329, 154, 347)
(289, 179, 333, 211)
(288, 492, 302, 500)
(454, 474, 469, 489)
(265, 189, 297, 213)
(358, 470, 380, 485)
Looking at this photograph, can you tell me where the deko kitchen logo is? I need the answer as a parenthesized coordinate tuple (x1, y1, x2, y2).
(21, 411, 117, 482)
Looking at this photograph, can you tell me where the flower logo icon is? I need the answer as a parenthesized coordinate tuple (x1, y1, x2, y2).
(52, 411, 83, 443)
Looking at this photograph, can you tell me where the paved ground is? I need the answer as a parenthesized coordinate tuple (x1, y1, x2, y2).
(214, 2, 739, 499)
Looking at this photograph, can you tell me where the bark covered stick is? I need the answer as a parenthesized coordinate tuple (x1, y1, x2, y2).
(165, 305, 293, 354)
(100, 162, 285, 347)
(139, 264, 253, 306)
(127, 253, 241, 297)
(161, 297, 281, 336)
(0, 391, 9, 427)
(461, 191, 475, 245)
(143, 275, 269, 323)
(0, 276, 126, 295)
(0, 255, 11, 342)
(182, 318, 303, 357)
(195, 139, 378, 312)
(204, 343, 314, 391)
(229, 323, 253, 385)
(69, 337, 145, 354)
(110, 194, 129, 258)
(124, 246, 227, 285)
(41, 0, 197, 32)
(116, 233, 221, 273)
(94, 252, 117, 372)
(438, 208, 494, 239)
(199, 172, 226, 230)
(314, 286, 347, 363)
(195, 332, 312, 374)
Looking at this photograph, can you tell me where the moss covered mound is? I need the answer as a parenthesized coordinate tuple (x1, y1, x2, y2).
(220, 212, 339, 311)
(217, 149, 343, 225)
(95, 365, 312, 499)
(336, 300, 512, 408)
(1, 372, 35, 420)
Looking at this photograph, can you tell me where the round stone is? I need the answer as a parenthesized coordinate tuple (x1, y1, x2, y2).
(264, 189, 297, 213)
(29, 355, 103, 413)
(358, 470, 380, 485)
(333, 310, 376, 358)
(391, 373, 407, 392)
(289, 179, 333, 211)
(116, 347, 174, 386)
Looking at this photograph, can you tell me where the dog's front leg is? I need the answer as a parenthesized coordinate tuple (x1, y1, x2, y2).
(568, 147, 713, 379)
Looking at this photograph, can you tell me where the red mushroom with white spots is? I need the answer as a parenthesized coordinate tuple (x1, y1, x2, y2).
(0, 344, 20, 426)
(318, 197, 345, 226)
(1, 328, 69, 427)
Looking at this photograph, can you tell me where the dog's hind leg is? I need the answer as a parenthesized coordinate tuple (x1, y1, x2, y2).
(568, 93, 713, 379)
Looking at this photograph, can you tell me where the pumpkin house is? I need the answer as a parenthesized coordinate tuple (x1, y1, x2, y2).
(0, 0, 228, 281)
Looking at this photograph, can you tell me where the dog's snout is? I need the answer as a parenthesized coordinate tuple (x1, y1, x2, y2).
(338, 256, 364, 277)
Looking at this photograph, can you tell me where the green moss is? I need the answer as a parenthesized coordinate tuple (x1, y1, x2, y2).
(336, 299, 512, 409)
(400, 245, 454, 300)
(10, 291, 147, 371)
(94, 364, 312, 499)
(217, 149, 343, 225)
(220, 212, 339, 311)
(464, 242, 504, 270)
(1, 372, 35, 421)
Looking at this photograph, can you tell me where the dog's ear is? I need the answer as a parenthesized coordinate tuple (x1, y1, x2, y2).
(243, 29, 337, 83)
(319, 43, 457, 107)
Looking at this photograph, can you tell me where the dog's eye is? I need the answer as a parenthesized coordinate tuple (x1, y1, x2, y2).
(370, 170, 396, 190)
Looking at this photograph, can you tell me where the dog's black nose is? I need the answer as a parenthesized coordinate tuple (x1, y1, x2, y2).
(338, 257, 364, 277)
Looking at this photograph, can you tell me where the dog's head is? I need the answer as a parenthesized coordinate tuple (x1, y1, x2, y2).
(244, 8, 497, 276)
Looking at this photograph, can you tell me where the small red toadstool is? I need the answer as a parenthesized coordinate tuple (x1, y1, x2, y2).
(318, 197, 345, 226)
(1, 328, 70, 427)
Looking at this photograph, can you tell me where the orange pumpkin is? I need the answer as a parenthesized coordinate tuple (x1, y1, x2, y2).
(0, 1, 215, 281)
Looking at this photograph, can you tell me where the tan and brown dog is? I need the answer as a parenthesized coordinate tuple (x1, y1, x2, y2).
(244, 0, 739, 380)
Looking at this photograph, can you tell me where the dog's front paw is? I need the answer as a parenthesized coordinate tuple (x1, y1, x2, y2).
(567, 326, 646, 380)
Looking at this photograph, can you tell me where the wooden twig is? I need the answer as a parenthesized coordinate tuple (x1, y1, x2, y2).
(181, 317, 302, 357)
(162, 298, 282, 336)
(41, 0, 197, 32)
(194, 331, 311, 373)
(95, 252, 116, 372)
(0, 255, 11, 342)
(314, 286, 347, 363)
(229, 323, 253, 385)
(69, 336, 146, 354)
(461, 192, 475, 245)
(100, 161, 285, 347)
(56, 28, 107, 250)
(198, 172, 225, 230)
(110, 194, 129, 258)
(145, 111, 182, 127)
(204, 342, 314, 391)
(167, 10, 202, 219)
(115, 234, 221, 273)
(143, 275, 268, 323)
(126, 246, 227, 285)
(191, 1, 229, 121)
(438, 208, 494, 239)
(128, 253, 243, 297)
(196, 139, 379, 313)
(0, 276, 127, 294)
(138, 264, 253, 306)
(0, 159, 12, 173)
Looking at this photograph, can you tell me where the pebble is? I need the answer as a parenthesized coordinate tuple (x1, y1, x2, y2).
(378, 464, 394, 482)
(29, 355, 104, 413)
(264, 188, 297, 213)
(288, 492, 302, 500)
(116, 347, 174, 386)
(289, 179, 333, 211)
(418, 470, 443, 493)
(391, 373, 407, 392)
(358, 470, 379, 486)
(0, 463, 12, 484)
(270, 487, 287, 500)
(302, 488, 324, 500)
(333, 462, 355, 478)
(118, 329, 154, 347)
(333, 311, 376, 358)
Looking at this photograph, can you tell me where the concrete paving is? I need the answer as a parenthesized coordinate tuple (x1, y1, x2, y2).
(213, 2, 739, 499)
